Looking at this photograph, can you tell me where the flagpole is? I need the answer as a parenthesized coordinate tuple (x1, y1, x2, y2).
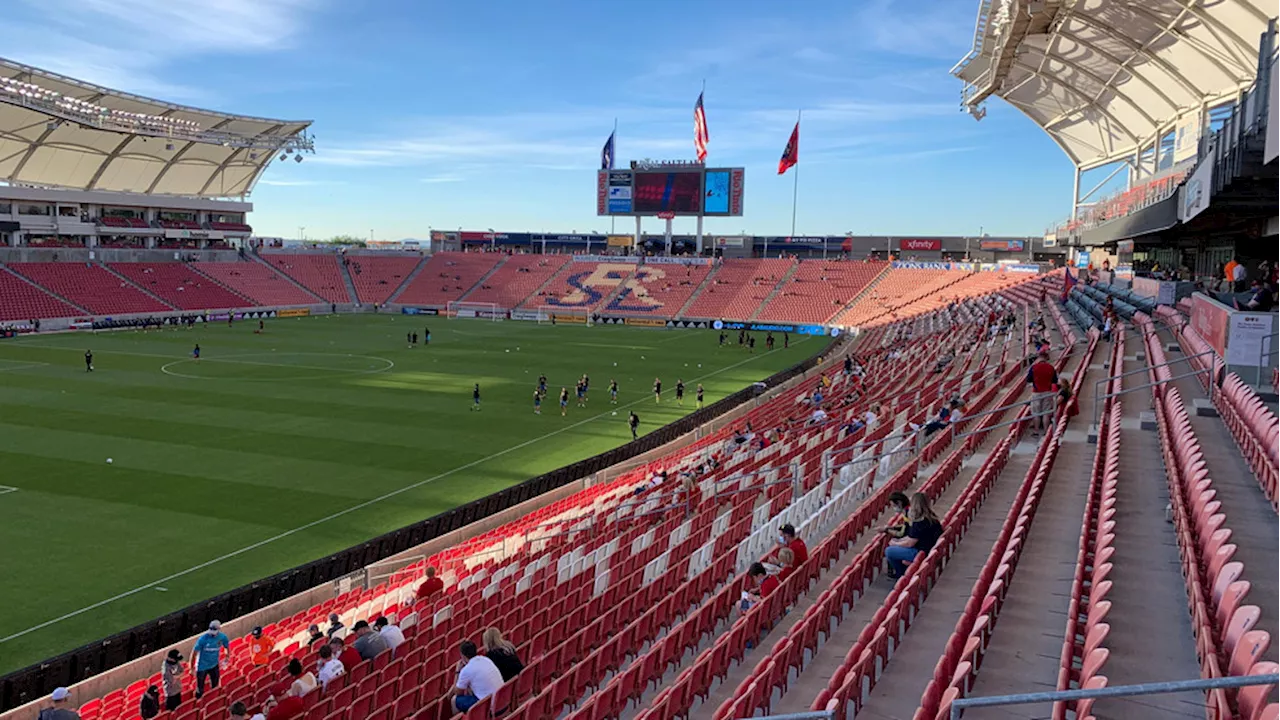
(791, 109, 801, 258)
(610, 117, 618, 237)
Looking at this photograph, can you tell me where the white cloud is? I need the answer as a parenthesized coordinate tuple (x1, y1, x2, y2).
(419, 175, 463, 184)
(258, 179, 337, 187)
(0, 0, 319, 101)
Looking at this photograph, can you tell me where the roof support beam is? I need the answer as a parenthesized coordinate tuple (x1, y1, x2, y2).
(1034, 55, 1162, 128)
(1112, 1, 1245, 80)
(197, 124, 284, 197)
(145, 119, 234, 194)
(1054, 33, 1185, 112)
(1010, 60, 1141, 145)
(1067, 12, 1206, 99)
(11, 93, 107, 179)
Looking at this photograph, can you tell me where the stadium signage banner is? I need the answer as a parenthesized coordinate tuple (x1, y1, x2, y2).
(607, 235, 633, 247)
(631, 159, 703, 169)
(1113, 264, 1133, 280)
(1179, 145, 1215, 222)
(643, 256, 710, 266)
(458, 308, 507, 319)
(666, 319, 712, 329)
(625, 317, 667, 328)
(729, 168, 745, 216)
(278, 308, 311, 317)
(553, 313, 588, 324)
(892, 261, 951, 270)
(399, 307, 438, 316)
(712, 320, 828, 336)
(511, 309, 545, 321)
(596, 171, 608, 215)
(1005, 264, 1041, 273)
(1190, 293, 1230, 359)
(572, 254, 639, 264)
(980, 239, 1026, 252)
(899, 238, 942, 252)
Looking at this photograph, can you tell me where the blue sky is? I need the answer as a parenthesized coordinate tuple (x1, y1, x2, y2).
(2, 0, 1076, 240)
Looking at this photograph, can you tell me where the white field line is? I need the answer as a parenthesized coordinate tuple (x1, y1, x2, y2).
(0, 337, 812, 643)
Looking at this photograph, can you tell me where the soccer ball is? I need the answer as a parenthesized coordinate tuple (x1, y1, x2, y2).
(611, 411, 617, 416)
(106, 458, 113, 464)
(613, 362, 617, 366)
(698, 363, 702, 368)
(505, 349, 510, 353)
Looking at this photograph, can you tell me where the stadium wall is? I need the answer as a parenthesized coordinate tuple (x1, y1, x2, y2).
(0, 248, 244, 263)
(0, 331, 849, 715)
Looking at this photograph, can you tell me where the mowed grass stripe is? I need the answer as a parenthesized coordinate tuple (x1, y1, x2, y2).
(0, 317, 823, 672)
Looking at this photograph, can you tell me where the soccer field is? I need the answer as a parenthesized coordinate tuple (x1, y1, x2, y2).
(0, 314, 824, 674)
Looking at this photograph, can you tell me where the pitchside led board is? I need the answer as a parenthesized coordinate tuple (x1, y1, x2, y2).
(598, 161, 745, 217)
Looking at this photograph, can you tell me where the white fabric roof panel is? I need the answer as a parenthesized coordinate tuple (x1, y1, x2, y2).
(0, 59, 310, 198)
(954, 0, 1275, 168)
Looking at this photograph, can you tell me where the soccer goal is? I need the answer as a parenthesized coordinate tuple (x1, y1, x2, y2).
(537, 306, 592, 326)
(447, 301, 504, 320)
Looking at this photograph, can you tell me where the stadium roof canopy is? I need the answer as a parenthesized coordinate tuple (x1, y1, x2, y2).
(0, 58, 313, 198)
(952, 0, 1275, 170)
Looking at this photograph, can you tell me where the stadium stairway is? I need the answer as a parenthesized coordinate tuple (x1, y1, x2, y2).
(192, 262, 324, 307)
(386, 257, 432, 304)
(682, 259, 796, 322)
(459, 255, 571, 311)
(261, 254, 354, 304)
(97, 262, 177, 309)
(339, 258, 360, 306)
(247, 253, 329, 303)
(7, 262, 172, 316)
(345, 255, 423, 306)
(392, 253, 505, 309)
(673, 271, 716, 320)
(748, 262, 800, 321)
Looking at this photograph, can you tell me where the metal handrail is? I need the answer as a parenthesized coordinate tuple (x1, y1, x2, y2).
(949, 673, 1278, 720)
(1090, 347, 1217, 428)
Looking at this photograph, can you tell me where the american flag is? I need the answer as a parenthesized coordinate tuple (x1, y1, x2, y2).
(693, 92, 709, 163)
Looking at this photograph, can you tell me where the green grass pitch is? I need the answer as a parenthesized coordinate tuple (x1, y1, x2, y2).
(0, 314, 825, 673)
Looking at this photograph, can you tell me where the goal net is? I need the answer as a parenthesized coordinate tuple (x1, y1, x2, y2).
(447, 301, 505, 320)
(537, 306, 592, 326)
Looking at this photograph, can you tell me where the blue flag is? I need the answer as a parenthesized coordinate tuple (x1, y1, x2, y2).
(601, 131, 615, 170)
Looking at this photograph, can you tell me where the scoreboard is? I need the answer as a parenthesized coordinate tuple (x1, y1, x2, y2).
(598, 163, 744, 217)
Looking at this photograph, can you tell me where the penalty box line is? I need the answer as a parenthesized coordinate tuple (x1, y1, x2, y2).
(0, 337, 813, 645)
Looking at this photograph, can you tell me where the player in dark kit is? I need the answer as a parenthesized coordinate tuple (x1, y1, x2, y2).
(538, 374, 548, 396)
(424, 328, 431, 345)
(192, 344, 201, 361)
(406, 332, 412, 346)
(609, 379, 618, 404)
(412, 332, 419, 345)
(575, 379, 586, 407)
(719, 331, 726, 346)
(532, 389, 542, 414)
(696, 383, 704, 409)
(628, 411, 640, 440)
(653, 378, 662, 404)
(675, 380, 685, 406)
(256, 319, 264, 334)
(84, 350, 93, 372)
(766, 333, 774, 351)
(471, 383, 481, 411)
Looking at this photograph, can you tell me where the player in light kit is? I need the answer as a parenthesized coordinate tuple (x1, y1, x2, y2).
(532, 389, 542, 415)
(559, 387, 569, 416)
(696, 383, 704, 409)
(609, 379, 618, 404)
(653, 377, 662, 404)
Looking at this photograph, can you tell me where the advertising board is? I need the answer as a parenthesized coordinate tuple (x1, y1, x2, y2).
(1190, 293, 1230, 358)
(899, 238, 942, 252)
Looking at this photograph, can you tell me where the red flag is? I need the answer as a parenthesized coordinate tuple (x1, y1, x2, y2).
(778, 122, 799, 175)
(693, 92, 709, 163)
(1061, 269, 1078, 302)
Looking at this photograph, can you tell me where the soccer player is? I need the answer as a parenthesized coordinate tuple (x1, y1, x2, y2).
(406, 332, 412, 346)
(559, 387, 569, 416)
(628, 411, 640, 439)
(84, 349, 93, 372)
(424, 327, 431, 345)
(766, 332, 775, 351)
(256, 319, 264, 334)
(748, 335, 756, 353)
(538, 374, 548, 396)
(653, 377, 662, 404)
(575, 379, 586, 407)
(609, 379, 618, 404)
(192, 344, 201, 361)
(718, 331, 726, 346)
(784, 331, 790, 349)
(412, 332, 419, 346)
(675, 379, 685, 406)
(696, 383, 704, 409)
(471, 383, 481, 411)
(532, 389, 542, 415)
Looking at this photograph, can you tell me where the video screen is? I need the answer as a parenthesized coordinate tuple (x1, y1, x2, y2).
(632, 171, 702, 213)
(703, 170, 730, 214)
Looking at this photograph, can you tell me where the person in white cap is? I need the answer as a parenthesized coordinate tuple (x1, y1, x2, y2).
(37, 687, 79, 719)
(191, 620, 230, 699)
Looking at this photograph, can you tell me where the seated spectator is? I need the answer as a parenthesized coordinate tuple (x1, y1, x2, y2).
(770, 524, 808, 567)
(881, 492, 910, 538)
(885, 493, 943, 581)
(38, 688, 78, 720)
(325, 613, 344, 639)
(139, 686, 161, 719)
(306, 625, 326, 648)
(740, 562, 772, 612)
(351, 620, 388, 660)
(331, 636, 362, 670)
(809, 407, 828, 425)
(229, 701, 264, 720)
(760, 547, 795, 597)
(482, 627, 525, 681)
(922, 399, 963, 437)
(374, 616, 406, 653)
(449, 640, 504, 713)
(1245, 280, 1274, 312)
(1056, 383, 1078, 421)
(263, 693, 304, 720)
(417, 566, 445, 602)
(316, 645, 345, 690)
(285, 659, 317, 698)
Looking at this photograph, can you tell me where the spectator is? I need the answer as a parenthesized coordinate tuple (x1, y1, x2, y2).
(192, 620, 230, 699)
(1232, 257, 1247, 292)
(263, 693, 304, 720)
(161, 649, 185, 711)
(306, 624, 326, 647)
(1245, 280, 1273, 312)
(229, 701, 264, 720)
(139, 686, 161, 720)
(285, 659, 317, 698)
(809, 406, 828, 425)
(481, 627, 525, 681)
(351, 620, 389, 660)
(374, 616, 406, 653)
(449, 640, 504, 713)
(1025, 351, 1058, 435)
(249, 626, 275, 667)
(316, 645, 345, 690)
(37, 688, 78, 720)
(740, 562, 771, 612)
(1056, 383, 1078, 422)
(771, 524, 808, 567)
(885, 493, 943, 581)
(761, 547, 795, 597)
(331, 636, 362, 671)
(881, 492, 910, 538)
(325, 613, 345, 639)
(923, 399, 962, 437)
(417, 566, 444, 602)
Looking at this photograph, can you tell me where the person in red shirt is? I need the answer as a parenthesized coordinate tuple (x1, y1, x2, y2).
(330, 637, 362, 672)
(770, 524, 808, 568)
(249, 626, 275, 667)
(1025, 351, 1059, 435)
(264, 694, 305, 720)
(416, 566, 445, 603)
